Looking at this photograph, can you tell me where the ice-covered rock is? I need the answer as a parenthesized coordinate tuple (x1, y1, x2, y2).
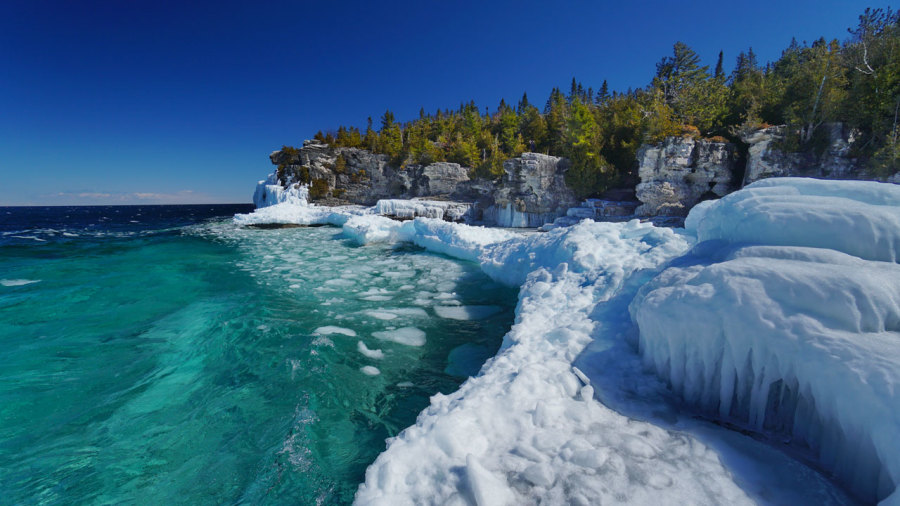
(374, 199, 474, 222)
(485, 153, 577, 228)
(631, 177, 900, 503)
(252, 173, 310, 208)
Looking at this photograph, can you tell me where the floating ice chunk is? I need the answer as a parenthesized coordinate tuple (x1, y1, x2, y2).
(360, 366, 381, 376)
(364, 308, 428, 321)
(361, 295, 393, 302)
(0, 279, 40, 287)
(365, 311, 398, 321)
(434, 305, 501, 321)
(389, 308, 429, 318)
(372, 327, 426, 347)
(313, 326, 357, 337)
(357, 341, 385, 360)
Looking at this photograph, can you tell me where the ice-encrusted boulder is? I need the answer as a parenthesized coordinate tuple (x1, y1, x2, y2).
(374, 199, 474, 222)
(635, 136, 736, 216)
(252, 172, 309, 208)
(741, 123, 862, 185)
(485, 153, 577, 227)
(631, 178, 900, 503)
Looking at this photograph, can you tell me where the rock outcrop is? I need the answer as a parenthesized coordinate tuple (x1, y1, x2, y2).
(485, 153, 577, 227)
(264, 144, 576, 227)
(741, 123, 861, 184)
(635, 136, 737, 216)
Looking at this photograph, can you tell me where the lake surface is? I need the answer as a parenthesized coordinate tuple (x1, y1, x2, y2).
(0, 205, 517, 504)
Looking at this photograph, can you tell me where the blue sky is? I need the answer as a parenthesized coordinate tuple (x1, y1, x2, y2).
(0, 0, 879, 205)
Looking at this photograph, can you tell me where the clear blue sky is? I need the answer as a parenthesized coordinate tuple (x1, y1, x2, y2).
(0, 0, 879, 205)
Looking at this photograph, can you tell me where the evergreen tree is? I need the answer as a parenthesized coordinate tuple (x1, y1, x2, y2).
(595, 80, 609, 105)
(565, 98, 605, 198)
(653, 41, 712, 128)
(715, 50, 724, 79)
(378, 110, 403, 160)
(363, 117, 377, 151)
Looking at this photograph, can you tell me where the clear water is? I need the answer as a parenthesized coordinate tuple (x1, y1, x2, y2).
(0, 206, 517, 504)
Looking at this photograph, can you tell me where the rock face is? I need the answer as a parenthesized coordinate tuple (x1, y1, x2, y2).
(405, 162, 470, 197)
(265, 144, 577, 227)
(269, 141, 469, 206)
(635, 137, 737, 216)
(741, 123, 861, 184)
(485, 153, 577, 227)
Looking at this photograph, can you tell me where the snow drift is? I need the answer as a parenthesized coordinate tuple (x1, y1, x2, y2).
(632, 178, 900, 504)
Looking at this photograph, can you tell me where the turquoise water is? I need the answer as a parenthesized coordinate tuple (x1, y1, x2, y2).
(0, 206, 517, 504)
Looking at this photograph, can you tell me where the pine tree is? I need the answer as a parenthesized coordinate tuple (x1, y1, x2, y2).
(364, 117, 377, 151)
(565, 98, 604, 198)
(715, 51, 724, 79)
(379, 110, 402, 161)
(595, 80, 609, 105)
(517, 92, 530, 114)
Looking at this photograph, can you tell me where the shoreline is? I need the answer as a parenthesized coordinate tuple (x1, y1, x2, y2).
(234, 176, 900, 504)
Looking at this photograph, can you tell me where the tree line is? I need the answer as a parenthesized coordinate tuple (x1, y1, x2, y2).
(306, 8, 899, 198)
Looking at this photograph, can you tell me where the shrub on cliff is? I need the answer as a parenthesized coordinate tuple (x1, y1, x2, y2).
(308, 179, 329, 200)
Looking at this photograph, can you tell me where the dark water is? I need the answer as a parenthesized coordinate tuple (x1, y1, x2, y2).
(0, 205, 517, 504)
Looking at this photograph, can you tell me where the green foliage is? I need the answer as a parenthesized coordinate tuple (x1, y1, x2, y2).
(308, 179, 329, 200)
(305, 8, 900, 186)
(564, 98, 606, 198)
(334, 154, 348, 174)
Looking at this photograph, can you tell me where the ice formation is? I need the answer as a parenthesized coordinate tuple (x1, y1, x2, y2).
(374, 199, 473, 222)
(252, 173, 309, 208)
(232, 176, 899, 504)
(632, 178, 900, 504)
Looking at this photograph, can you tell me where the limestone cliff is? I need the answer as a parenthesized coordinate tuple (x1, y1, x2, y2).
(634, 137, 737, 216)
(484, 153, 577, 227)
(265, 142, 575, 226)
(740, 123, 862, 184)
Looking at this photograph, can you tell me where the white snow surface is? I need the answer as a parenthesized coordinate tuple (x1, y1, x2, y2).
(233, 176, 886, 504)
(685, 177, 900, 263)
(633, 178, 900, 504)
(252, 173, 310, 208)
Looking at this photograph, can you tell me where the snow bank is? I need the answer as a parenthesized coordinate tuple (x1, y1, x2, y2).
(685, 177, 900, 263)
(632, 178, 900, 504)
(355, 221, 765, 505)
(342, 215, 414, 245)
